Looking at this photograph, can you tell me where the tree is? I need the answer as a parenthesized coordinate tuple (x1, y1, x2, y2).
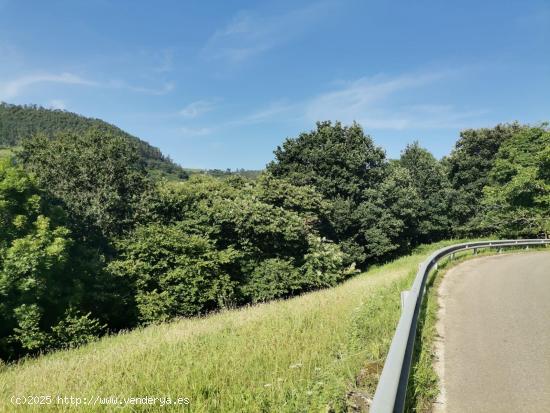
(266, 121, 419, 266)
(356, 164, 421, 259)
(481, 124, 550, 237)
(18, 128, 151, 240)
(0, 159, 106, 359)
(109, 223, 239, 323)
(400, 142, 452, 243)
(444, 123, 525, 233)
(268, 121, 386, 202)
(111, 174, 348, 316)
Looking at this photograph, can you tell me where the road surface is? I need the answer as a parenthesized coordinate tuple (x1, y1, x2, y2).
(434, 252, 550, 413)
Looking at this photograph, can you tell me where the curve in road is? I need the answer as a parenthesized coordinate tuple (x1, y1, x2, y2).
(433, 252, 550, 413)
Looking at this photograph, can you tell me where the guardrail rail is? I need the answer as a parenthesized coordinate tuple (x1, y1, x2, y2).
(370, 238, 550, 413)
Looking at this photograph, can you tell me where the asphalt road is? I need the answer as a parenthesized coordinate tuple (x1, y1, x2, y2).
(434, 252, 550, 413)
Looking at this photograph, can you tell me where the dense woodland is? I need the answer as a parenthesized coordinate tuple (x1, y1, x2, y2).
(0, 104, 548, 361)
(0, 103, 187, 180)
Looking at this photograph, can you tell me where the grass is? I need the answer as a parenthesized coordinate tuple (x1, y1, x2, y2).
(0, 147, 14, 159)
(0, 241, 476, 412)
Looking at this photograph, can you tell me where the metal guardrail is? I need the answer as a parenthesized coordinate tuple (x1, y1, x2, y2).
(370, 238, 550, 413)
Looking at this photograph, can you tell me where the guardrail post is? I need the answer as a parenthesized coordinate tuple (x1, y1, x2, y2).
(473, 248, 478, 255)
(525, 245, 529, 250)
(400, 290, 410, 313)
(450, 253, 455, 260)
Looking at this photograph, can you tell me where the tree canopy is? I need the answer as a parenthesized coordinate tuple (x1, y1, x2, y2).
(1, 116, 548, 361)
(18, 129, 151, 240)
(0, 102, 187, 180)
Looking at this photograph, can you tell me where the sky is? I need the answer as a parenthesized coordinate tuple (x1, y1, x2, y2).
(0, 0, 549, 169)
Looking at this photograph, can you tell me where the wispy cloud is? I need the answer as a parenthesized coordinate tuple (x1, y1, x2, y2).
(0, 72, 175, 100)
(174, 68, 489, 138)
(228, 100, 297, 126)
(180, 126, 215, 137)
(180, 99, 217, 118)
(113, 80, 175, 95)
(304, 69, 488, 130)
(203, 2, 333, 63)
(0, 73, 97, 100)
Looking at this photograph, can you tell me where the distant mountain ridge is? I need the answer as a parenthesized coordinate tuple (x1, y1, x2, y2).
(0, 102, 187, 180)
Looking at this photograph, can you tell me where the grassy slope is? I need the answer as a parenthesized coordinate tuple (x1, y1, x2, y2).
(0, 148, 14, 158)
(0, 241, 462, 412)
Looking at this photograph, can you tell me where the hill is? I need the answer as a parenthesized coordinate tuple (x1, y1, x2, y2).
(0, 241, 458, 412)
(0, 102, 187, 180)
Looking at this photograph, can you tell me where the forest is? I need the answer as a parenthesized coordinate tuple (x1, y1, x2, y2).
(0, 104, 548, 361)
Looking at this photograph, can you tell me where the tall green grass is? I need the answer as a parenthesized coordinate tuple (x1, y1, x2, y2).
(0, 147, 14, 159)
(0, 241, 462, 412)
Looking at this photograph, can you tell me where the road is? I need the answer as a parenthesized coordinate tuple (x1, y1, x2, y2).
(434, 252, 550, 413)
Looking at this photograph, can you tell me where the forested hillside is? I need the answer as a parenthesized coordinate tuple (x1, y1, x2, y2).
(0, 117, 548, 362)
(0, 103, 187, 180)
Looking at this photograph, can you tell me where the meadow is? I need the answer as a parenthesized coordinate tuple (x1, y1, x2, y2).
(0, 242, 462, 412)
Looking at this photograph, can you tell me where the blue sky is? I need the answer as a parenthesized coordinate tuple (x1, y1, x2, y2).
(1, 0, 549, 169)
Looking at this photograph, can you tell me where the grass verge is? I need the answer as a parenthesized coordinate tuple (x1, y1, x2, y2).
(0, 241, 478, 412)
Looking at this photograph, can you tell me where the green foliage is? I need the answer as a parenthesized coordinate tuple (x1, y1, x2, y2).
(351, 164, 421, 261)
(50, 310, 105, 349)
(12, 304, 49, 351)
(301, 235, 346, 288)
(0, 160, 106, 359)
(445, 123, 525, 232)
(2, 113, 549, 365)
(110, 223, 238, 323)
(481, 124, 550, 237)
(267, 121, 421, 266)
(268, 121, 386, 201)
(18, 129, 151, 239)
(186, 167, 263, 180)
(400, 142, 452, 243)
(0, 102, 187, 180)
(241, 258, 301, 303)
(111, 174, 349, 317)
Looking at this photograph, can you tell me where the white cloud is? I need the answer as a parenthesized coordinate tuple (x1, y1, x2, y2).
(106, 79, 175, 95)
(178, 69, 483, 135)
(304, 70, 487, 130)
(0, 73, 97, 100)
(48, 99, 67, 110)
(180, 99, 217, 118)
(228, 100, 297, 126)
(203, 2, 333, 62)
(180, 126, 214, 137)
(0, 72, 175, 100)
(174, 68, 488, 138)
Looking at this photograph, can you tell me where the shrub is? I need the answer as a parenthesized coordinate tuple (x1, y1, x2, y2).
(50, 310, 105, 349)
(241, 258, 302, 303)
(109, 223, 239, 324)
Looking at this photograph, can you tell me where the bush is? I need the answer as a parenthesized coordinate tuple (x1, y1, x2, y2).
(301, 236, 347, 288)
(109, 223, 239, 324)
(241, 258, 302, 303)
(111, 175, 348, 322)
(50, 310, 105, 349)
